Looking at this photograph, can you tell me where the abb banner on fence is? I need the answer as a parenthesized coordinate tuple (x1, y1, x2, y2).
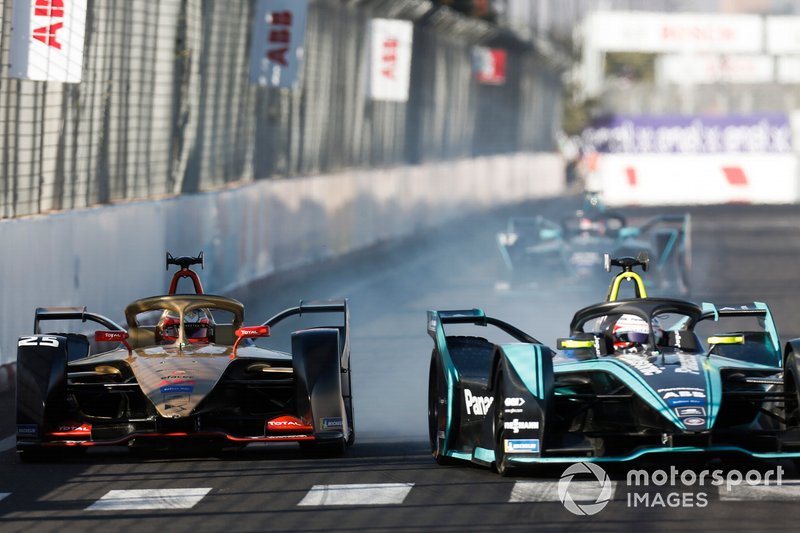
(248, 0, 308, 88)
(9, 0, 87, 83)
(581, 114, 799, 205)
(472, 47, 507, 85)
(368, 18, 413, 102)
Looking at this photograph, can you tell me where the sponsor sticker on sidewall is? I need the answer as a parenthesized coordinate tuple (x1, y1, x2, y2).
(504, 439, 540, 453)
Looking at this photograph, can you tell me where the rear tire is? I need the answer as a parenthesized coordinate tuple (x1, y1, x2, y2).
(428, 353, 455, 465)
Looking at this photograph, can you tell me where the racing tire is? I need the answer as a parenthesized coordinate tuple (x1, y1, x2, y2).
(345, 370, 356, 448)
(785, 352, 800, 428)
(493, 368, 515, 477)
(784, 352, 800, 473)
(428, 352, 456, 466)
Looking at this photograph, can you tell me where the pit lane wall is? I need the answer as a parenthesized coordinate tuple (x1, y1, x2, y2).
(0, 152, 564, 385)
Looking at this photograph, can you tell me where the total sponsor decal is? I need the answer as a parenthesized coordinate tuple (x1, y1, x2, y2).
(504, 419, 540, 434)
(504, 439, 540, 453)
(617, 353, 663, 376)
(321, 417, 343, 430)
(49, 422, 92, 437)
(658, 387, 706, 406)
(464, 389, 493, 416)
(267, 416, 313, 432)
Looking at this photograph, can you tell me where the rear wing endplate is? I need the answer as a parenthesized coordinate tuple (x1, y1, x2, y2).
(262, 299, 349, 330)
(34, 306, 125, 334)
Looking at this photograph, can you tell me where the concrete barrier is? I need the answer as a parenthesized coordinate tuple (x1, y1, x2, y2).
(596, 153, 798, 206)
(0, 152, 565, 381)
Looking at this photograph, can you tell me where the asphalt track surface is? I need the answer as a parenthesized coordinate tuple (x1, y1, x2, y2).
(2, 197, 800, 531)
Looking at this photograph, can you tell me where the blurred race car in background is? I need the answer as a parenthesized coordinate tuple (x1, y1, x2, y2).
(496, 192, 691, 296)
(16, 252, 354, 461)
(428, 255, 800, 475)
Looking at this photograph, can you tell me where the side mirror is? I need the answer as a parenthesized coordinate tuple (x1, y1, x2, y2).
(95, 330, 131, 354)
(232, 325, 271, 356)
(539, 228, 560, 240)
(557, 337, 595, 350)
(707, 334, 745, 346)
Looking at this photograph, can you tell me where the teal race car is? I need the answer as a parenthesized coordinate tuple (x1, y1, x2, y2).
(427, 255, 800, 475)
(496, 192, 691, 297)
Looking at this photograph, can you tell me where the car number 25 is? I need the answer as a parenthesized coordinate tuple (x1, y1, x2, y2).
(18, 336, 59, 347)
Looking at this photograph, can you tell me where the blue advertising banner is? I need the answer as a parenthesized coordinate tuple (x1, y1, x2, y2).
(582, 114, 792, 154)
(249, 0, 308, 88)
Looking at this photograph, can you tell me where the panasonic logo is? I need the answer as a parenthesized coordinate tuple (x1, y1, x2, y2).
(464, 389, 493, 416)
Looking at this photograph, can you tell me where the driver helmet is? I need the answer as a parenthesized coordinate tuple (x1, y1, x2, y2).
(156, 309, 212, 344)
(577, 216, 605, 237)
(612, 314, 662, 353)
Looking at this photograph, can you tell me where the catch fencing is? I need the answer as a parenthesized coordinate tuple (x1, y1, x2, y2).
(0, 0, 564, 219)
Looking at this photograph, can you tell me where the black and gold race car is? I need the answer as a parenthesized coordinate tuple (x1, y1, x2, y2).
(16, 253, 354, 460)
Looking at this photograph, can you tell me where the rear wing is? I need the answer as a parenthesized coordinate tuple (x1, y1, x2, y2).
(700, 301, 780, 355)
(34, 306, 125, 334)
(499, 216, 561, 243)
(262, 300, 349, 331)
(427, 309, 541, 345)
(625, 214, 692, 272)
(497, 216, 561, 270)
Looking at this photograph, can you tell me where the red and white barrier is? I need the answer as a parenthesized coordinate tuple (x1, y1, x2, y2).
(596, 154, 798, 206)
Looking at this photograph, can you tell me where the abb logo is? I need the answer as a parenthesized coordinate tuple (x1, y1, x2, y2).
(33, 0, 65, 49)
(266, 10, 292, 66)
(381, 39, 398, 80)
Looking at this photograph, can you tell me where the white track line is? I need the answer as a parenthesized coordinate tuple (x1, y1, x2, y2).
(86, 488, 212, 510)
(719, 480, 800, 501)
(510, 480, 619, 503)
(298, 483, 414, 506)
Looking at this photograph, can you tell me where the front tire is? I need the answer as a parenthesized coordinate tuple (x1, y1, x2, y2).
(493, 368, 515, 477)
(785, 352, 800, 428)
(428, 353, 455, 465)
